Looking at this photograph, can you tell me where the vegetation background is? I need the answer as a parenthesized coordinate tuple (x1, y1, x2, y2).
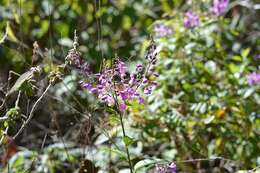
(0, 0, 259, 172)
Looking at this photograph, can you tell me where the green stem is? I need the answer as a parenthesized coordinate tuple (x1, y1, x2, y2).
(118, 111, 134, 173)
(111, 71, 133, 172)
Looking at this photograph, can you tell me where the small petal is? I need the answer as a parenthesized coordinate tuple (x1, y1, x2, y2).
(155, 164, 167, 173)
(106, 96, 115, 106)
(138, 97, 145, 104)
(144, 87, 153, 95)
(136, 64, 143, 72)
(119, 103, 127, 112)
(90, 87, 98, 94)
(120, 91, 128, 101)
(168, 162, 177, 173)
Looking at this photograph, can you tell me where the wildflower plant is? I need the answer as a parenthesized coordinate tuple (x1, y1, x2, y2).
(65, 31, 158, 172)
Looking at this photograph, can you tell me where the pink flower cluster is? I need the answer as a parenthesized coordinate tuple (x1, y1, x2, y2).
(77, 40, 158, 112)
(246, 72, 260, 85)
(154, 23, 173, 37)
(211, 0, 229, 16)
(184, 11, 200, 29)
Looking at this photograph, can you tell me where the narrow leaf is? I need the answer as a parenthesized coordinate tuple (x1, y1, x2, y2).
(123, 136, 135, 146)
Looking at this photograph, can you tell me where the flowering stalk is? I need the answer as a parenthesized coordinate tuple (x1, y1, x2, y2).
(111, 75, 134, 172)
(65, 31, 158, 171)
(77, 40, 158, 112)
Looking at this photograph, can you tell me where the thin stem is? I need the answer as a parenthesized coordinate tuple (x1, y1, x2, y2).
(109, 64, 134, 172)
(118, 110, 134, 173)
(0, 23, 8, 44)
(13, 83, 52, 139)
(0, 126, 9, 145)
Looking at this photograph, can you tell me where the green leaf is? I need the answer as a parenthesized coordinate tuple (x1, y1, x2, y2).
(203, 116, 215, 124)
(122, 15, 132, 30)
(36, 20, 50, 38)
(109, 115, 120, 125)
(123, 136, 135, 146)
(105, 107, 117, 114)
(20, 81, 34, 97)
(102, 147, 127, 160)
(7, 70, 35, 96)
(232, 55, 242, 62)
(134, 159, 162, 171)
(228, 63, 240, 73)
(6, 107, 20, 118)
(243, 88, 255, 99)
(0, 24, 8, 45)
(199, 103, 207, 114)
(241, 48, 250, 58)
(6, 22, 18, 43)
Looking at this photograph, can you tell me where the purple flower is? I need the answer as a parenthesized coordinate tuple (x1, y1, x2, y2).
(168, 162, 177, 173)
(97, 85, 104, 90)
(73, 39, 158, 111)
(156, 164, 167, 173)
(81, 63, 90, 76)
(155, 162, 177, 173)
(143, 77, 148, 84)
(184, 11, 200, 29)
(90, 87, 98, 94)
(211, 0, 229, 16)
(254, 54, 260, 60)
(136, 64, 143, 72)
(246, 72, 260, 85)
(120, 91, 129, 101)
(116, 59, 126, 76)
(154, 24, 173, 37)
(82, 82, 92, 90)
(144, 87, 153, 95)
(119, 103, 126, 112)
(127, 87, 136, 97)
(105, 95, 115, 106)
(138, 97, 145, 104)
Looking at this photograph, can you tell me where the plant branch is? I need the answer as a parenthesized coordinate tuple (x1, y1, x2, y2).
(13, 83, 52, 139)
